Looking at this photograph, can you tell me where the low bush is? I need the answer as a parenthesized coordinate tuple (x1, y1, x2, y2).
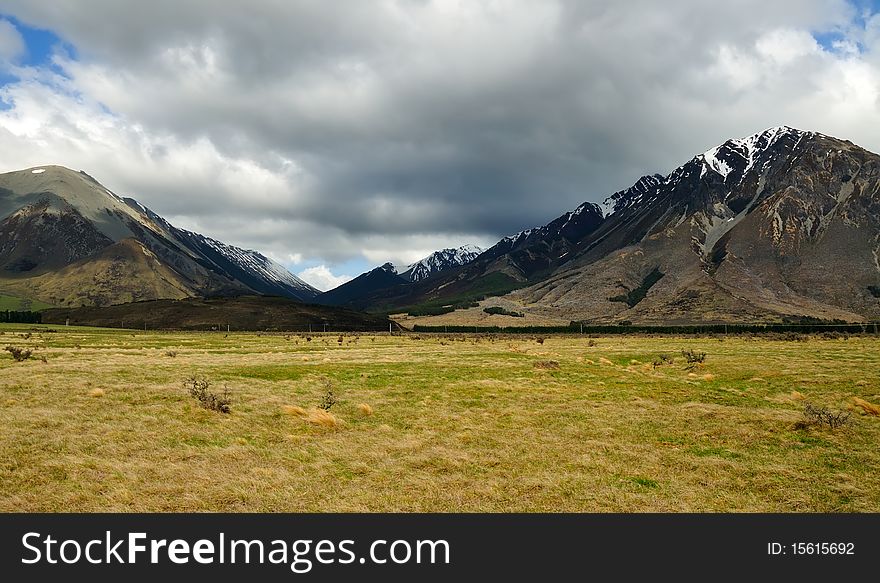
(652, 354, 674, 368)
(184, 376, 231, 413)
(681, 349, 706, 368)
(4, 346, 31, 362)
(533, 360, 560, 370)
(801, 403, 850, 429)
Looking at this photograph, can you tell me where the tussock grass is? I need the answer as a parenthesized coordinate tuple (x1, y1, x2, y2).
(853, 397, 880, 416)
(281, 404, 343, 427)
(305, 408, 342, 428)
(281, 405, 307, 416)
(357, 403, 374, 416)
(1, 324, 879, 512)
(88, 388, 105, 398)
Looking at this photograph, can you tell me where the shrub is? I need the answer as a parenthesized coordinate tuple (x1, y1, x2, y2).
(652, 354, 674, 368)
(681, 349, 706, 368)
(4, 346, 32, 362)
(802, 403, 850, 429)
(184, 376, 231, 413)
(534, 360, 560, 370)
(319, 378, 338, 411)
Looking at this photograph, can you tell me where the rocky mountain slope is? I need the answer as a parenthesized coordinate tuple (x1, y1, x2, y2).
(509, 126, 880, 323)
(0, 166, 318, 307)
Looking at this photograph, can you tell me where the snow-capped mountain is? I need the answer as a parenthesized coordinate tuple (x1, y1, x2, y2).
(322, 125, 880, 323)
(0, 165, 319, 306)
(512, 126, 880, 323)
(399, 245, 484, 282)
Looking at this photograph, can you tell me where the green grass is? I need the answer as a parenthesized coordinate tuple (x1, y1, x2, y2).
(402, 272, 525, 316)
(0, 293, 52, 311)
(1, 325, 879, 512)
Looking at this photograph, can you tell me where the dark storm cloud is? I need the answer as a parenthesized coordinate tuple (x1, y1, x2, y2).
(1, 0, 877, 274)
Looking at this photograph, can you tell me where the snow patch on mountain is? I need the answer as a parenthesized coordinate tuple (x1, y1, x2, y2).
(401, 245, 484, 282)
(601, 174, 665, 216)
(190, 233, 318, 295)
(697, 126, 809, 183)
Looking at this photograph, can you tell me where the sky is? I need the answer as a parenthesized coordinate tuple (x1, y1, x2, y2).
(1, 1, 879, 290)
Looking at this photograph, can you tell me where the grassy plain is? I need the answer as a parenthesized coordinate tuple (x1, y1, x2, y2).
(1, 323, 878, 512)
(0, 293, 52, 311)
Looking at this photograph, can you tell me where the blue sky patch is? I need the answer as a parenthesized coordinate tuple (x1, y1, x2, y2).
(1, 15, 73, 68)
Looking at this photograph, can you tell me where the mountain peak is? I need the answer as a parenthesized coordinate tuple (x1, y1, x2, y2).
(401, 245, 484, 282)
(695, 126, 811, 184)
(0, 165, 319, 304)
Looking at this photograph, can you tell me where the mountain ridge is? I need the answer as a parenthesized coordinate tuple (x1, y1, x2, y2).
(329, 126, 880, 325)
(0, 165, 318, 307)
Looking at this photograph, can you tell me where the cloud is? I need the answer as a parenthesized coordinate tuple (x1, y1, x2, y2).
(0, 19, 24, 63)
(296, 265, 353, 292)
(0, 1, 879, 279)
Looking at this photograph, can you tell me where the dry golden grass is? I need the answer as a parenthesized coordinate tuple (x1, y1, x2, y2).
(281, 405, 307, 416)
(853, 397, 880, 416)
(357, 403, 374, 416)
(304, 408, 342, 428)
(88, 388, 105, 397)
(1, 323, 879, 512)
(282, 403, 343, 427)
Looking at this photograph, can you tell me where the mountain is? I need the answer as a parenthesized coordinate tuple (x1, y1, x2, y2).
(0, 165, 318, 307)
(505, 126, 880, 323)
(317, 245, 485, 309)
(316, 262, 406, 307)
(399, 245, 484, 282)
(319, 193, 607, 312)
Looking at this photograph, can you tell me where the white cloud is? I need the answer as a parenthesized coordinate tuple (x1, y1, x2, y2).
(755, 29, 820, 65)
(1, 0, 880, 276)
(0, 20, 24, 63)
(296, 265, 353, 292)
